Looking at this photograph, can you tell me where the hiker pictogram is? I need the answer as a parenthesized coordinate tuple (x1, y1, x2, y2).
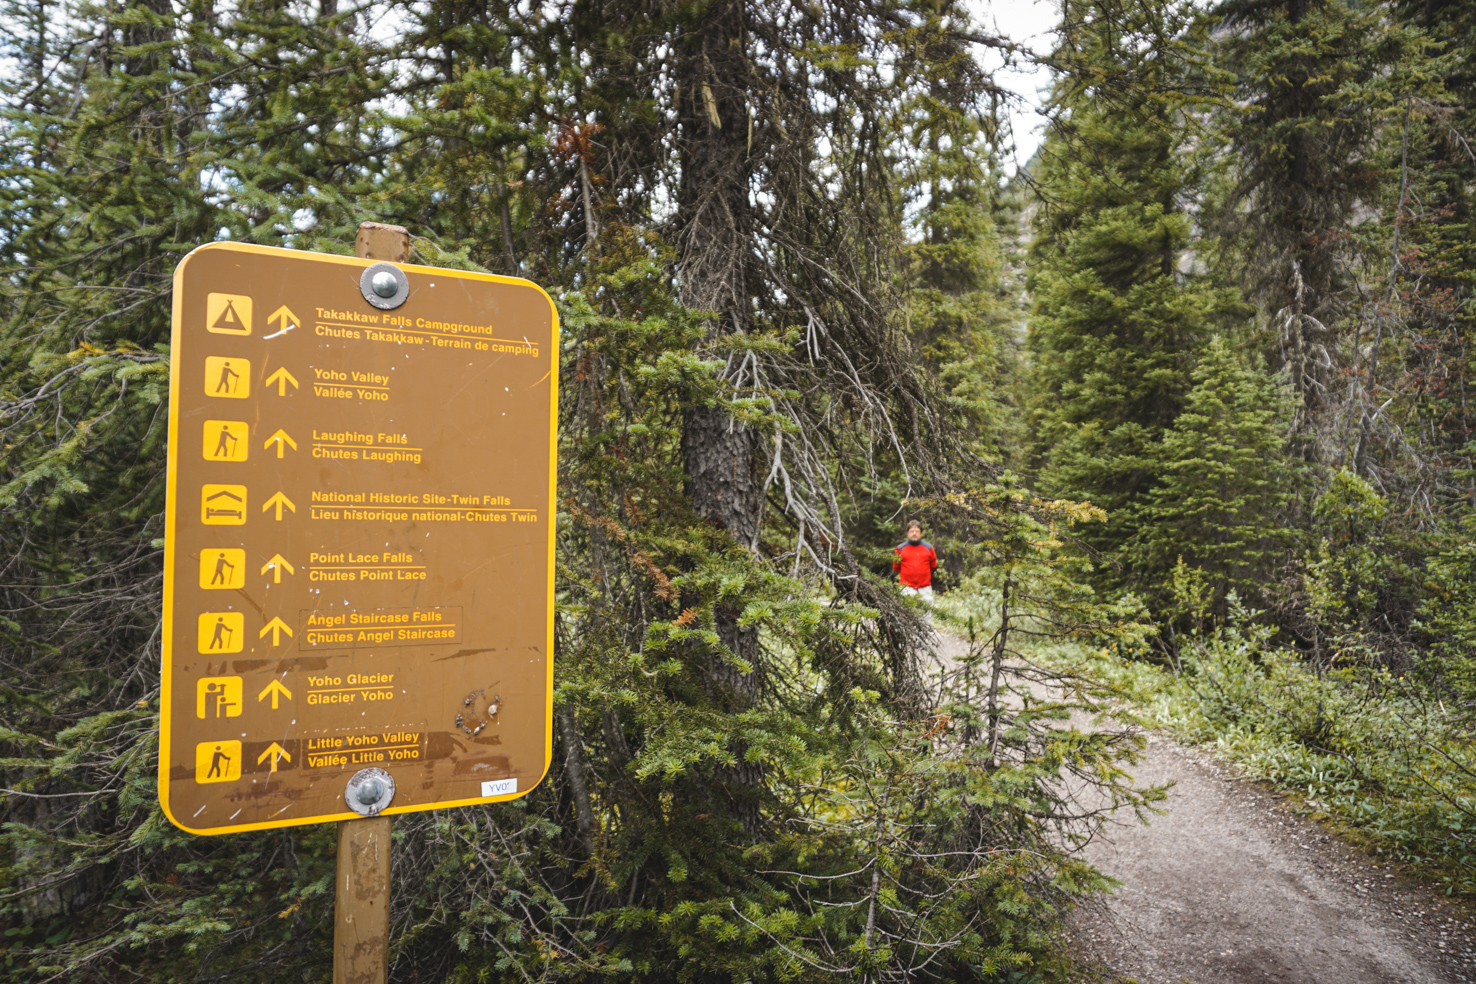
(205, 292, 252, 336)
(196, 676, 242, 719)
(215, 362, 239, 393)
(195, 612, 244, 654)
(199, 548, 245, 589)
(203, 356, 251, 399)
(203, 420, 249, 461)
(194, 740, 241, 783)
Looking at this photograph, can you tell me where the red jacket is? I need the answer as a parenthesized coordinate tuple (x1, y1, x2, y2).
(893, 540, 937, 588)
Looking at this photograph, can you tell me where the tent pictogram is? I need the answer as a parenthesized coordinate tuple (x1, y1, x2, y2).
(206, 293, 252, 336)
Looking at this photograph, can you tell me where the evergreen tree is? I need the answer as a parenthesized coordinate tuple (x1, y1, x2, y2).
(1303, 469, 1431, 666)
(1130, 337, 1300, 613)
(1416, 512, 1476, 723)
(1028, 0, 1236, 596)
(0, 2, 394, 977)
(1370, 0, 1476, 502)
(898, 47, 1023, 465)
(1212, 0, 1431, 457)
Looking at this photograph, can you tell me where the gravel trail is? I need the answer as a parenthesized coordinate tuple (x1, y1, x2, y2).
(926, 632, 1473, 983)
(1070, 735, 1475, 984)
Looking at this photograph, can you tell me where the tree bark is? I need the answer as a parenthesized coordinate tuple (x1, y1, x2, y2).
(558, 705, 597, 855)
(676, 0, 762, 698)
(674, 0, 765, 830)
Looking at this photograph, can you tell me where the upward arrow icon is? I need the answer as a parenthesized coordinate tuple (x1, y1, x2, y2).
(262, 491, 296, 521)
(259, 616, 293, 647)
(260, 553, 295, 583)
(257, 742, 291, 772)
(264, 366, 298, 396)
(263, 429, 297, 458)
(265, 306, 299, 338)
(257, 678, 293, 709)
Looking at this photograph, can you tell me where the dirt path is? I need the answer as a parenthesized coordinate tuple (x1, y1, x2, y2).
(1070, 734, 1475, 984)
(926, 633, 1474, 984)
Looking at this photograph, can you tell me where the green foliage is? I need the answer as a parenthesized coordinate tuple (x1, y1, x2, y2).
(1300, 470, 1431, 666)
(0, 1, 1147, 981)
(10, 0, 1476, 973)
(1414, 515, 1476, 723)
(1212, 0, 1441, 439)
(1107, 610, 1476, 895)
(898, 76, 1023, 464)
(1128, 338, 1302, 614)
(1028, 0, 1245, 601)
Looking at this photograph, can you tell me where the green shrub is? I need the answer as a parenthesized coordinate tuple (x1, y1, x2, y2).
(1141, 612, 1476, 894)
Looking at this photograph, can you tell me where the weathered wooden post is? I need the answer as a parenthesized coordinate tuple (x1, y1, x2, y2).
(329, 221, 410, 984)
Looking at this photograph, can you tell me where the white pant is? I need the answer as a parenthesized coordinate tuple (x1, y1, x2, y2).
(901, 585, 934, 602)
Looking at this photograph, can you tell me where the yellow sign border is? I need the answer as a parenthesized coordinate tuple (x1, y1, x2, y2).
(161, 241, 559, 836)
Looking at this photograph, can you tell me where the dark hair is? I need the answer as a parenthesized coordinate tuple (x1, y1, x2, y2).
(905, 518, 922, 533)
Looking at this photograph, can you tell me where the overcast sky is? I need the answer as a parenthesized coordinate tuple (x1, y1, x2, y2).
(967, 0, 1059, 171)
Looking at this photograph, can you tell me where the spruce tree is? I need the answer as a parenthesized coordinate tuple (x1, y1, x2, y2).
(899, 44, 1022, 464)
(1028, 0, 1236, 596)
(1375, 0, 1476, 501)
(1130, 337, 1300, 612)
(1212, 0, 1431, 456)
(0, 1, 1160, 980)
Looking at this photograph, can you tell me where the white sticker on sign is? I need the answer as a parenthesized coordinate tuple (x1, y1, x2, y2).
(481, 778, 517, 797)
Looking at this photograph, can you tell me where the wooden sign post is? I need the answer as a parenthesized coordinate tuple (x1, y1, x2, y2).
(333, 223, 405, 984)
(159, 223, 559, 984)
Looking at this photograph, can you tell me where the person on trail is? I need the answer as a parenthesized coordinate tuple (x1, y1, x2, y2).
(893, 519, 937, 603)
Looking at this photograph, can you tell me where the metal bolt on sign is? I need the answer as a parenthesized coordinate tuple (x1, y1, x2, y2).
(345, 767, 395, 817)
(359, 261, 409, 309)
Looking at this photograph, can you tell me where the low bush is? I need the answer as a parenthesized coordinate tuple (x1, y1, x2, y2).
(1087, 609, 1476, 895)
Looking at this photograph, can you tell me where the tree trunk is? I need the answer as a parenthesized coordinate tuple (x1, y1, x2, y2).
(674, 0, 765, 829)
(676, 0, 762, 695)
(558, 705, 597, 855)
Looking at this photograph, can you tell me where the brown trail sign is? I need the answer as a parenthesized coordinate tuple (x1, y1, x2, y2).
(161, 238, 558, 836)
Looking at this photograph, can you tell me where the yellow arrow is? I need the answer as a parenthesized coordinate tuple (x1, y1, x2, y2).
(266, 305, 300, 336)
(264, 366, 299, 396)
(263, 428, 298, 458)
(259, 615, 294, 646)
(257, 678, 293, 709)
(259, 553, 295, 584)
(262, 491, 296, 521)
(257, 742, 291, 772)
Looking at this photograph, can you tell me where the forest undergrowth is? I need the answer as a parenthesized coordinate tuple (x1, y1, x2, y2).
(1020, 604, 1476, 899)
